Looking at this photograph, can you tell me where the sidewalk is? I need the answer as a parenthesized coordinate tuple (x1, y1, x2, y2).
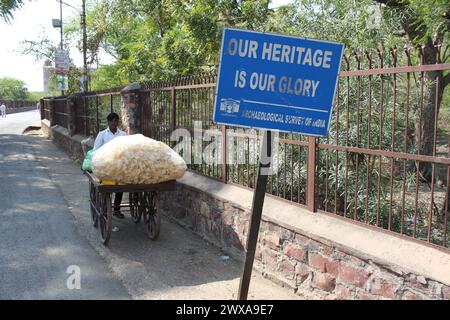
(26, 129, 303, 300)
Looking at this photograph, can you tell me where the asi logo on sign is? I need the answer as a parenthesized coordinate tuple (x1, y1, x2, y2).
(213, 29, 344, 136)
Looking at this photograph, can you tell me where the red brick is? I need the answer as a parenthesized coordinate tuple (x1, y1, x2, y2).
(308, 253, 338, 277)
(325, 260, 339, 278)
(309, 253, 327, 272)
(313, 272, 336, 292)
(283, 244, 306, 262)
(402, 290, 426, 300)
(279, 259, 295, 280)
(443, 285, 450, 300)
(338, 261, 369, 288)
(370, 277, 398, 299)
(335, 284, 352, 300)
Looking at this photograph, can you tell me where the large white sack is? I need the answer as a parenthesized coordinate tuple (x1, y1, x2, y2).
(91, 134, 186, 184)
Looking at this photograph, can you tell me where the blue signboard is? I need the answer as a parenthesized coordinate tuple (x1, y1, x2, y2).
(213, 28, 344, 136)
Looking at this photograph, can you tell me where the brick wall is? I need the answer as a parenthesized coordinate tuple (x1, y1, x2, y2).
(158, 183, 450, 300)
(42, 120, 450, 300)
(41, 121, 93, 162)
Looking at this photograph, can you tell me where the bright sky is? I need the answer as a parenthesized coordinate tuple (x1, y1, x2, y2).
(0, 0, 293, 92)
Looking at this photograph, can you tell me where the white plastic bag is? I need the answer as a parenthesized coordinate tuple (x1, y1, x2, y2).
(91, 134, 186, 184)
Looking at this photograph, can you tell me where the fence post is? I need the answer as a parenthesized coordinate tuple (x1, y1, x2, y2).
(40, 98, 44, 120)
(120, 83, 142, 134)
(307, 136, 317, 212)
(221, 125, 228, 183)
(96, 95, 99, 134)
(49, 98, 56, 126)
(83, 95, 88, 136)
(67, 93, 79, 136)
(171, 87, 176, 147)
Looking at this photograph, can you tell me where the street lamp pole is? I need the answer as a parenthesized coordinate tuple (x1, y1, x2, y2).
(56, 0, 88, 93)
(59, 0, 63, 50)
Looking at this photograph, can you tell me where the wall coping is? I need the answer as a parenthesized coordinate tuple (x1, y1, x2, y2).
(178, 171, 450, 286)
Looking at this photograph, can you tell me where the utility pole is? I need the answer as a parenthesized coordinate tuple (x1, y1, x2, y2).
(59, 0, 64, 96)
(82, 0, 88, 92)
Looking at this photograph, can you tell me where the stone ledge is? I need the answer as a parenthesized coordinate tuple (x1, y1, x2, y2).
(41, 121, 94, 160)
(178, 171, 450, 286)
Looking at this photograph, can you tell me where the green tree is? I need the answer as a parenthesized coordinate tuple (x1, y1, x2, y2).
(66, 0, 271, 88)
(0, 77, 28, 100)
(0, 0, 24, 22)
(372, 0, 450, 181)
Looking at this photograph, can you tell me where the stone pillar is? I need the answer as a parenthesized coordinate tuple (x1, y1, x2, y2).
(67, 93, 79, 136)
(120, 83, 142, 134)
(40, 98, 44, 120)
(49, 98, 56, 126)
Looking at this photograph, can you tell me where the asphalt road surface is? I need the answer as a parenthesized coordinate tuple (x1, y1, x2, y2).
(0, 111, 130, 299)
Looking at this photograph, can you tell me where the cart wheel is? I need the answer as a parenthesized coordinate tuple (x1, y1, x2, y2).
(129, 192, 142, 224)
(89, 180, 98, 228)
(99, 193, 112, 245)
(142, 191, 160, 240)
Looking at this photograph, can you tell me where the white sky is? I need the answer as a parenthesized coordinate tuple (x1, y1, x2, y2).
(0, 0, 293, 92)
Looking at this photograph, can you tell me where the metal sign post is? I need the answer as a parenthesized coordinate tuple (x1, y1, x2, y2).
(238, 130, 273, 300)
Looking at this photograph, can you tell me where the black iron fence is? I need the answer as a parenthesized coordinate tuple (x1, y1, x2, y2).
(42, 45, 450, 250)
(0, 99, 38, 109)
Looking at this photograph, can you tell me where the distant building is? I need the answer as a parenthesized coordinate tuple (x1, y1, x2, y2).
(43, 60, 55, 92)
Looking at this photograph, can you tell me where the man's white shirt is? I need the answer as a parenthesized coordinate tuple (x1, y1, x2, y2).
(93, 127, 127, 151)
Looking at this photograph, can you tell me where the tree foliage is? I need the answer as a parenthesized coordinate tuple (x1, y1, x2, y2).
(0, 77, 28, 99)
(0, 0, 24, 22)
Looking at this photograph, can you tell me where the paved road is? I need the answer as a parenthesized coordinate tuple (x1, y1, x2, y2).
(0, 111, 304, 300)
(0, 111, 130, 299)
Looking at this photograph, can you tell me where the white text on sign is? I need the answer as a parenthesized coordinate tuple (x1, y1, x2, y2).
(227, 38, 333, 68)
(234, 70, 320, 97)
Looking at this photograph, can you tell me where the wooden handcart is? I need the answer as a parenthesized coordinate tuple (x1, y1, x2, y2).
(85, 171, 176, 245)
